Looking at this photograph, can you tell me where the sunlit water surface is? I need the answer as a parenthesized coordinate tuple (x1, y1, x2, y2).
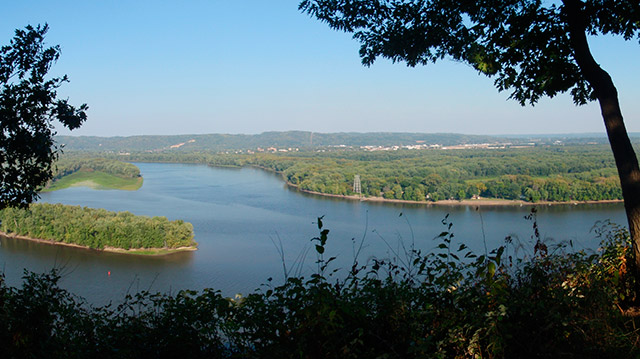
(0, 163, 626, 305)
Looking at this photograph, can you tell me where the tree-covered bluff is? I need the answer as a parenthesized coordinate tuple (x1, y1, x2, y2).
(54, 131, 639, 152)
(112, 145, 624, 203)
(54, 132, 515, 152)
(0, 203, 196, 253)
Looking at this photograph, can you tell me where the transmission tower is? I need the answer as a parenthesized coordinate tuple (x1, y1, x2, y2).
(353, 175, 361, 196)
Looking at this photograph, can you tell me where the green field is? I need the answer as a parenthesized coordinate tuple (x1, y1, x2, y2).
(43, 170, 143, 192)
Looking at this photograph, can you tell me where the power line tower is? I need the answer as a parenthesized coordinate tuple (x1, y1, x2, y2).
(353, 175, 361, 196)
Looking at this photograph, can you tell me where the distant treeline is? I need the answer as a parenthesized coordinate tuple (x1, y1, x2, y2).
(53, 157, 140, 180)
(54, 132, 510, 152)
(109, 145, 624, 203)
(0, 203, 196, 250)
(54, 131, 635, 152)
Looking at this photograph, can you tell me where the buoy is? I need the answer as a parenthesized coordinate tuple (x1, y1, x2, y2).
(108, 271, 111, 276)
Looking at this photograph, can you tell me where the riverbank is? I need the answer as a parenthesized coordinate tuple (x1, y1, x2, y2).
(0, 231, 197, 256)
(140, 162, 622, 207)
(238, 164, 625, 207)
(285, 182, 624, 207)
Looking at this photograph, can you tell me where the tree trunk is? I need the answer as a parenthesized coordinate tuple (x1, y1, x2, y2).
(598, 88, 640, 277)
(564, 0, 640, 283)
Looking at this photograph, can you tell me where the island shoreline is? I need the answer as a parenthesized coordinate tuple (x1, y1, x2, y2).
(0, 231, 197, 256)
(283, 181, 624, 207)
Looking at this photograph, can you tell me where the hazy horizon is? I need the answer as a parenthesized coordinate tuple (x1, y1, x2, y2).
(4, 1, 639, 137)
(53, 130, 625, 139)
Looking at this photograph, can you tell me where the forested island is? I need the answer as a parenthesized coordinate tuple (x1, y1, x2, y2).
(0, 203, 196, 255)
(104, 144, 625, 204)
(44, 157, 143, 192)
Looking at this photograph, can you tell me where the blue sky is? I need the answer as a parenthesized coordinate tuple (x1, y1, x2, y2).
(2, 1, 639, 137)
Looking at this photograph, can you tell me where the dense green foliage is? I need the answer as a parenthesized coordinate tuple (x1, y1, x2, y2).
(0, 203, 195, 250)
(298, 0, 640, 279)
(115, 145, 624, 203)
(299, 0, 640, 105)
(0, 24, 87, 209)
(0, 216, 637, 358)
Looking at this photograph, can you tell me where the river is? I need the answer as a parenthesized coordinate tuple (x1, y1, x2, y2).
(0, 162, 627, 305)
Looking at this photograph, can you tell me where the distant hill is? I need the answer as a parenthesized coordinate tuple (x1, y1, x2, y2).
(55, 132, 502, 152)
(54, 131, 640, 152)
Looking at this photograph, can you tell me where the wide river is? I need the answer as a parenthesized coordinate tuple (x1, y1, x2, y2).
(0, 163, 627, 305)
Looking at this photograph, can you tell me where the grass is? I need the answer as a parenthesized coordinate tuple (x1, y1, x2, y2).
(42, 170, 143, 192)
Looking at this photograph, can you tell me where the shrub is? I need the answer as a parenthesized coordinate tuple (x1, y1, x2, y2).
(0, 214, 638, 358)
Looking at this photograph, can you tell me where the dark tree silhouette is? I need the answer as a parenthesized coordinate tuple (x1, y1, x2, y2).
(300, 0, 640, 277)
(0, 24, 87, 209)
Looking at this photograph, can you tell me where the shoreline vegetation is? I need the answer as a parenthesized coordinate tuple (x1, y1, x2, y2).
(0, 203, 197, 255)
(0, 231, 196, 256)
(244, 163, 624, 206)
(43, 157, 143, 192)
(285, 182, 625, 206)
(2, 215, 637, 357)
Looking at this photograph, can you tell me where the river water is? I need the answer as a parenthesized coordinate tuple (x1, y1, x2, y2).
(0, 163, 627, 305)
